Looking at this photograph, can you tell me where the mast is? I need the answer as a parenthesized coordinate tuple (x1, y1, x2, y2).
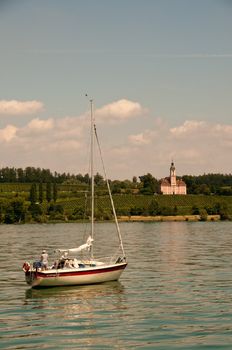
(90, 99, 94, 258)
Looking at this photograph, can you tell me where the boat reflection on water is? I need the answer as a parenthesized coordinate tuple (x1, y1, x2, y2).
(25, 280, 125, 302)
(23, 281, 127, 349)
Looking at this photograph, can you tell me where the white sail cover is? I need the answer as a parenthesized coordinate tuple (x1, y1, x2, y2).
(57, 236, 93, 254)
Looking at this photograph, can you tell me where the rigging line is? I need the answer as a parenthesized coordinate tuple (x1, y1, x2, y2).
(90, 99, 94, 259)
(82, 151, 91, 242)
(94, 124, 126, 259)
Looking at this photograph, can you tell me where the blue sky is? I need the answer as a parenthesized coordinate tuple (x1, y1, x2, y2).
(0, 0, 231, 179)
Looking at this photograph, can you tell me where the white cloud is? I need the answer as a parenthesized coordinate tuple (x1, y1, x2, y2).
(45, 139, 81, 152)
(128, 130, 154, 145)
(0, 99, 231, 179)
(0, 100, 43, 115)
(0, 125, 18, 142)
(109, 119, 232, 178)
(95, 99, 146, 123)
(212, 123, 232, 135)
(55, 116, 84, 138)
(27, 118, 54, 132)
(170, 120, 206, 137)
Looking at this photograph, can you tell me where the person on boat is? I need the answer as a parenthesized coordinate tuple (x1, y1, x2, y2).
(61, 251, 69, 260)
(56, 251, 68, 269)
(40, 250, 49, 270)
(64, 259, 73, 268)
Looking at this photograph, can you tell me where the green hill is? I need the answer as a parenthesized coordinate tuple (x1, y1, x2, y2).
(0, 182, 231, 223)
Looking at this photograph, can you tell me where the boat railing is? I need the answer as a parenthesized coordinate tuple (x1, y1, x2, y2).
(93, 252, 123, 265)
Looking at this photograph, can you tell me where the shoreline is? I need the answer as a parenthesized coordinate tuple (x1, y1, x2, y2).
(118, 215, 221, 222)
(0, 214, 223, 225)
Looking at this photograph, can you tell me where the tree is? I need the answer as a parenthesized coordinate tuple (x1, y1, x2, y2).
(76, 173, 85, 183)
(17, 168, 25, 182)
(139, 173, 159, 195)
(83, 173, 90, 184)
(39, 182, 43, 203)
(111, 180, 123, 194)
(132, 176, 137, 184)
(28, 203, 43, 219)
(72, 207, 85, 220)
(12, 199, 27, 222)
(199, 209, 208, 221)
(53, 183, 58, 202)
(214, 202, 230, 220)
(48, 203, 64, 214)
(46, 182, 52, 203)
(192, 205, 200, 215)
(148, 199, 159, 215)
(198, 184, 211, 195)
(47, 203, 65, 221)
(0, 202, 4, 223)
(29, 183, 37, 204)
(4, 205, 15, 224)
(94, 173, 105, 186)
(4, 199, 26, 223)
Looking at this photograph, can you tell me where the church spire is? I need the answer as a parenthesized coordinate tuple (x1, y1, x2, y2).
(170, 160, 176, 186)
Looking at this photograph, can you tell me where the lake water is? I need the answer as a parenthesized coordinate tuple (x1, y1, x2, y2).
(1, 222, 232, 349)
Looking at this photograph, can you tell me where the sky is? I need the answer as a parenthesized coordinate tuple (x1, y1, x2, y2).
(0, 0, 232, 180)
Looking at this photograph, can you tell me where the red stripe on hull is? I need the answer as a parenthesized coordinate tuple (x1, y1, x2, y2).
(35, 263, 127, 279)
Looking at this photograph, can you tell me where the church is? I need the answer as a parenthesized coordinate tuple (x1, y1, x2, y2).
(160, 161, 187, 195)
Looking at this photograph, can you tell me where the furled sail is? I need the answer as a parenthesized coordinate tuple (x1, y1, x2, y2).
(56, 236, 94, 254)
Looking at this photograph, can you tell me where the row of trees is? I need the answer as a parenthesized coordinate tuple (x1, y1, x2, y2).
(0, 167, 232, 196)
(182, 174, 232, 195)
(0, 199, 65, 224)
(0, 167, 91, 184)
(29, 183, 58, 204)
(114, 199, 231, 220)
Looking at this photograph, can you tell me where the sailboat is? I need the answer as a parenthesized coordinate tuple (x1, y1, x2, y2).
(22, 99, 127, 288)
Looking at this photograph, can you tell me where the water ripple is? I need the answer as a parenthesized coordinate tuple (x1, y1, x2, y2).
(1, 222, 232, 349)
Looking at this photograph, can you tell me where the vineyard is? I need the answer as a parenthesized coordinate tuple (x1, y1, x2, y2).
(58, 194, 232, 216)
(0, 183, 88, 193)
(0, 182, 232, 220)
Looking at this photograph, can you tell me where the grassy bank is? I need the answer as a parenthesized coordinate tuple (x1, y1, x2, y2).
(118, 215, 221, 222)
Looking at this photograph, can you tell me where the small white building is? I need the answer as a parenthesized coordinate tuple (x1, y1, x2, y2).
(160, 161, 187, 195)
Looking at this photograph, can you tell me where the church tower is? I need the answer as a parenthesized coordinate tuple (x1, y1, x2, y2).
(170, 161, 176, 186)
(160, 161, 187, 195)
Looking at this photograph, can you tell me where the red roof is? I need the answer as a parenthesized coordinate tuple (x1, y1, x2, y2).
(160, 177, 186, 187)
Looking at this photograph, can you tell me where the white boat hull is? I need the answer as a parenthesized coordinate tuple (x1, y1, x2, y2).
(25, 262, 127, 288)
